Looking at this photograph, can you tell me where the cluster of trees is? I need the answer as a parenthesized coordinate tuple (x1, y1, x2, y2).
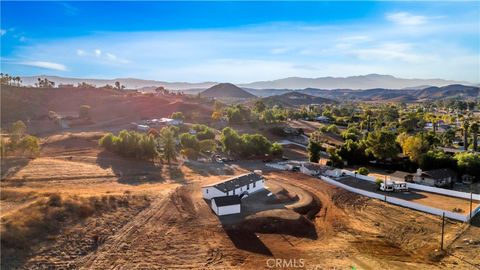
(35, 78, 55, 88)
(99, 127, 177, 164)
(309, 121, 480, 180)
(178, 124, 216, 159)
(99, 130, 157, 160)
(0, 73, 22, 86)
(0, 121, 40, 157)
(220, 127, 282, 158)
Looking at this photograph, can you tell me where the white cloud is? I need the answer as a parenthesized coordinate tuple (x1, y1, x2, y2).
(77, 49, 86, 56)
(21, 61, 67, 71)
(105, 53, 117, 60)
(270, 47, 290, 54)
(6, 16, 479, 82)
(386, 12, 427, 26)
(0, 29, 6, 36)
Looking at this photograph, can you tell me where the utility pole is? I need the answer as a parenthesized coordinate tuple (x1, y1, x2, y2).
(441, 212, 445, 250)
(470, 192, 473, 222)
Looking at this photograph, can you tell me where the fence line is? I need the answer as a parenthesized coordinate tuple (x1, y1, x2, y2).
(320, 175, 471, 222)
(340, 169, 480, 201)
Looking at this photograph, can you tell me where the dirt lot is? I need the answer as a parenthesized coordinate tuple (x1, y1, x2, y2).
(336, 176, 480, 214)
(1, 131, 480, 269)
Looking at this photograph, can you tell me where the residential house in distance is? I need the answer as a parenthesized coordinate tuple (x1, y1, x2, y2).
(414, 168, 457, 187)
(388, 171, 414, 183)
(202, 172, 265, 215)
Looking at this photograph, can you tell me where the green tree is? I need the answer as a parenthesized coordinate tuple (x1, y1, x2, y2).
(454, 152, 480, 179)
(18, 135, 40, 156)
(199, 139, 217, 153)
(397, 133, 429, 162)
(179, 133, 199, 151)
(10, 120, 27, 146)
(419, 150, 456, 171)
(463, 120, 470, 150)
(364, 130, 399, 161)
(270, 142, 283, 157)
(470, 122, 479, 151)
(171, 112, 185, 122)
(114, 81, 125, 90)
(307, 140, 322, 163)
(160, 127, 177, 165)
(254, 99, 266, 113)
(99, 133, 115, 150)
(220, 127, 242, 156)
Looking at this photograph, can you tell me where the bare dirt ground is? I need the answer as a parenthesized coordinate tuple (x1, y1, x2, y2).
(2, 131, 480, 269)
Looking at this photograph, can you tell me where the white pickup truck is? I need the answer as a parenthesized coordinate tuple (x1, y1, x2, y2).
(380, 182, 408, 192)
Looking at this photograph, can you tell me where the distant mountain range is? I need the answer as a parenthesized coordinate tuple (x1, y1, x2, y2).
(19, 75, 217, 90)
(262, 92, 336, 107)
(19, 74, 472, 90)
(294, 84, 479, 102)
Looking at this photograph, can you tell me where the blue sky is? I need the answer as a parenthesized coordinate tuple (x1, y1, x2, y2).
(1, 1, 479, 83)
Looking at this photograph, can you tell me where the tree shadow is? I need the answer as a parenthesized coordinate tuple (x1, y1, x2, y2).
(167, 165, 188, 185)
(1, 157, 32, 180)
(183, 160, 234, 177)
(95, 151, 165, 185)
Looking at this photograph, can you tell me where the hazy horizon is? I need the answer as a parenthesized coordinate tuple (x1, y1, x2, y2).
(1, 2, 479, 83)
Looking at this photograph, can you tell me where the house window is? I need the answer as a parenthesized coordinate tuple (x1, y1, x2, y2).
(206, 189, 208, 194)
(247, 184, 250, 190)
(253, 182, 256, 188)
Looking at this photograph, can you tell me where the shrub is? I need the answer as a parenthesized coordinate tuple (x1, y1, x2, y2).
(375, 178, 383, 188)
(79, 105, 91, 119)
(357, 167, 369, 176)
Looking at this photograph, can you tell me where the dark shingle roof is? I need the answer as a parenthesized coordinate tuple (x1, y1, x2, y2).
(206, 172, 263, 193)
(213, 195, 241, 207)
(422, 168, 457, 180)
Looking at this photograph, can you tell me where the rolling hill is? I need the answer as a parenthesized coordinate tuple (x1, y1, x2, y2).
(199, 83, 256, 99)
(20, 74, 473, 91)
(297, 84, 479, 102)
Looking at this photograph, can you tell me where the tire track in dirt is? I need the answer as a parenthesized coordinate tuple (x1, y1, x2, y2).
(76, 183, 247, 269)
(77, 192, 174, 269)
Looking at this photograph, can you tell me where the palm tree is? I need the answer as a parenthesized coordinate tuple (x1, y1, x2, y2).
(470, 122, 479, 151)
(463, 120, 470, 150)
(160, 128, 177, 166)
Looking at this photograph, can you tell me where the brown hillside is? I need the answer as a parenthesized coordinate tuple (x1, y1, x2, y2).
(199, 83, 255, 99)
(1, 86, 213, 131)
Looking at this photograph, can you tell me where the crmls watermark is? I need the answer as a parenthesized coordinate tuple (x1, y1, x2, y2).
(266, 258, 305, 268)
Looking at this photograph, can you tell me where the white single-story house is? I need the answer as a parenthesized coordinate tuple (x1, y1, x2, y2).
(202, 172, 265, 200)
(211, 195, 241, 216)
(414, 168, 457, 187)
(300, 162, 323, 176)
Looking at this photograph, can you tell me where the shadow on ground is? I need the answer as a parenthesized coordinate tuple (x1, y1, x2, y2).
(96, 151, 164, 185)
